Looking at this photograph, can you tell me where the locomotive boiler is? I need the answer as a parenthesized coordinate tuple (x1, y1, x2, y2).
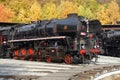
(7, 13, 102, 64)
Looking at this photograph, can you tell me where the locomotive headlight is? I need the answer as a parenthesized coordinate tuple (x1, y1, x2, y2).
(3, 41, 6, 44)
(51, 49, 56, 53)
(81, 45, 85, 49)
(94, 45, 97, 48)
(97, 45, 99, 48)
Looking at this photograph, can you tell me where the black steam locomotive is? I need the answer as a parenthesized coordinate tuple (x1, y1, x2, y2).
(0, 13, 102, 64)
(102, 25, 120, 57)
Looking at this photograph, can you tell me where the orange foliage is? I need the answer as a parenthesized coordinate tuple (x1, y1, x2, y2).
(0, 4, 14, 22)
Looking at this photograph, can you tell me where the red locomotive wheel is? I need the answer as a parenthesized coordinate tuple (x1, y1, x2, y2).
(64, 54, 72, 64)
(20, 48, 26, 60)
(20, 48, 26, 56)
(13, 50, 19, 59)
(28, 48, 34, 55)
(46, 56, 52, 63)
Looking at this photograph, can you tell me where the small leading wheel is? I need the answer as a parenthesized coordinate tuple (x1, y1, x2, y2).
(64, 54, 72, 64)
(46, 56, 52, 63)
(20, 48, 26, 60)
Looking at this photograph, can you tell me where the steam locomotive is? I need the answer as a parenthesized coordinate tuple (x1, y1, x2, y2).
(102, 25, 120, 57)
(0, 13, 102, 64)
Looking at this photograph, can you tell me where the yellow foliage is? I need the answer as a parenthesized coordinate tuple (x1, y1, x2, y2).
(42, 1, 57, 19)
(28, 0, 42, 21)
(57, 0, 78, 18)
(1, 0, 120, 24)
(96, 5, 110, 24)
(18, 8, 29, 23)
(106, 0, 120, 24)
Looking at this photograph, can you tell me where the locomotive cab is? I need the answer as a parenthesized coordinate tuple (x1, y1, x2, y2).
(55, 14, 91, 63)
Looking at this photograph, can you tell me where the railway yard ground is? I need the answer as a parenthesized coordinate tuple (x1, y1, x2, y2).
(0, 55, 120, 80)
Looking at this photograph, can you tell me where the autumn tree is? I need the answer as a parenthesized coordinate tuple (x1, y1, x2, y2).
(8, 0, 31, 14)
(73, 0, 100, 12)
(6, 0, 32, 22)
(0, 0, 120, 23)
(72, 0, 84, 5)
(17, 8, 29, 23)
(84, 0, 100, 18)
(96, 5, 110, 24)
(42, 0, 57, 19)
(106, 0, 120, 24)
(28, 0, 42, 21)
(57, 0, 78, 18)
(77, 5, 94, 19)
(0, 4, 14, 22)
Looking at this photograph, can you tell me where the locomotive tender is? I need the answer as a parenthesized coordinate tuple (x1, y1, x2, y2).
(0, 13, 102, 64)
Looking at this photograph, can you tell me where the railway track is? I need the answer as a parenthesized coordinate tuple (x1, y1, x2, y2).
(0, 55, 119, 80)
(70, 65, 120, 80)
